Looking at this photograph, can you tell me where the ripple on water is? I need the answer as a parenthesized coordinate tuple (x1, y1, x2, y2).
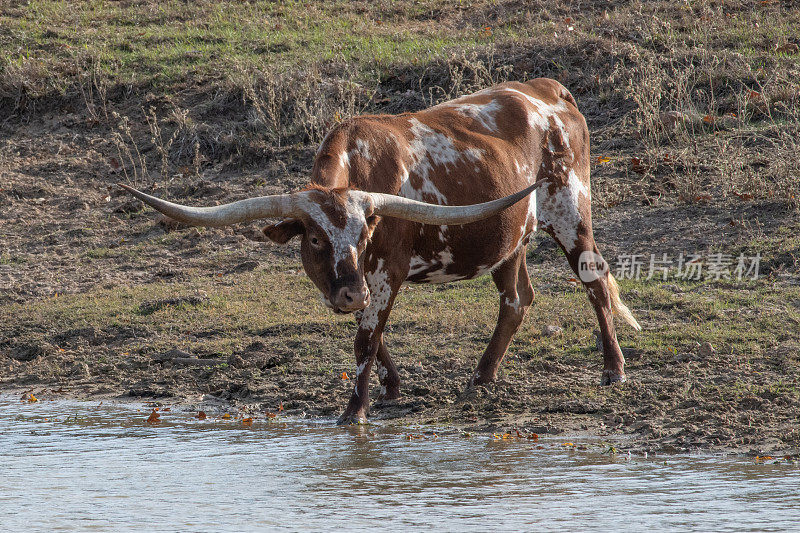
(0, 398, 798, 532)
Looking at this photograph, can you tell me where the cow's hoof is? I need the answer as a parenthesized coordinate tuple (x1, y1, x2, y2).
(461, 375, 493, 398)
(601, 371, 627, 386)
(337, 410, 368, 425)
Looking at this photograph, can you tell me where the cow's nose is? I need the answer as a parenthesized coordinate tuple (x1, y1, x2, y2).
(333, 286, 370, 312)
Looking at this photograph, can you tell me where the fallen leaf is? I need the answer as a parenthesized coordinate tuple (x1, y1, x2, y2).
(596, 156, 612, 164)
(26, 393, 38, 403)
(630, 157, 647, 174)
(267, 412, 277, 418)
(341, 372, 349, 380)
(242, 417, 253, 427)
(694, 194, 713, 203)
(746, 90, 764, 103)
(197, 411, 207, 420)
(146, 409, 160, 424)
(278, 401, 284, 412)
(732, 191, 754, 200)
(702, 114, 716, 124)
(222, 413, 231, 419)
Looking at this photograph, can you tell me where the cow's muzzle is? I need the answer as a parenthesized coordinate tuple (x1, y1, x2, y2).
(332, 285, 370, 313)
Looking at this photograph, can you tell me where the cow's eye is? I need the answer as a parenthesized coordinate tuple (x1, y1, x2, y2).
(310, 236, 321, 247)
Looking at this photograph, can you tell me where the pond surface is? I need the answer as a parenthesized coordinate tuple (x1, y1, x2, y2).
(1, 397, 798, 532)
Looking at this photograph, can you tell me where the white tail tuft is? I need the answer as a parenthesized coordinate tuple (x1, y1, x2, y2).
(607, 273, 641, 331)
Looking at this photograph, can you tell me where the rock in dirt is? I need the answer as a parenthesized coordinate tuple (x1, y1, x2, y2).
(228, 353, 247, 369)
(138, 294, 209, 315)
(542, 325, 564, 338)
(226, 260, 259, 274)
(8, 343, 45, 362)
(70, 362, 90, 378)
(671, 352, 693, 363)
(156, 214, 190, 232)
(698, 342, 715, 358)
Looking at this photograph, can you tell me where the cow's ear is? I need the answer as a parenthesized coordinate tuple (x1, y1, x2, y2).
(262, 219, 305, 244)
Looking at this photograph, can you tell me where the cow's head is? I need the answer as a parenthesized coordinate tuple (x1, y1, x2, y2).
(261, 188, 379, 313)
(118, 181, 541, 314)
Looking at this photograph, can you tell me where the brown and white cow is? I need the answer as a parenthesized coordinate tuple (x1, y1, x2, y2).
(120, 78, 640, 424)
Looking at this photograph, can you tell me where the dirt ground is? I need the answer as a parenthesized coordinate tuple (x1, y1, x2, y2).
(2, 1, 800, 457)
(2, 122, 799, 456)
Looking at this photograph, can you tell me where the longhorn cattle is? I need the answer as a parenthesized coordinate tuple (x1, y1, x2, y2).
(120, 78, 640, 424)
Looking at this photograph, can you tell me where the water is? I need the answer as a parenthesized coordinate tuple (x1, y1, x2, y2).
(1, 398, 798, 532)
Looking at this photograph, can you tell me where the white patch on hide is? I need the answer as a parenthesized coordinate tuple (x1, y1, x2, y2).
(501, 87, 568, 133)
(401, 118, 484, 204)
(297, 194, 370, 275)
(447, 100, 502, 132)
(361, 258, 392, 332)
(537, 169, 589, 251)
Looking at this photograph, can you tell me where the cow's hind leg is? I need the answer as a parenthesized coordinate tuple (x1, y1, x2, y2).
(550, 228, 641, 385)
(470, 250, 534, 386)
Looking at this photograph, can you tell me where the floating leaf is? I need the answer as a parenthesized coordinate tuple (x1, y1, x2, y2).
(277, 401, 284, 412)
(146, 409, 160, 424)
(25, 393, 38, 403)
(267, 412, 277, 418)
(222, 413, 231, 419)
(197, 411, 207, 420)
(596, 156, 611, 164)
(242, 418, 253, 427)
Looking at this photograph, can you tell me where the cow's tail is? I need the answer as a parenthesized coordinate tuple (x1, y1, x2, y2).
(607, 273, 641, 331)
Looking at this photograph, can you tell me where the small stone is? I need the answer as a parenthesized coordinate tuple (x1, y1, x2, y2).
(70, 362, 90, 378)
(698, 342, 715, 358)
(660, 111, 687, 129)
(227, 353, 246, 369)
(156, 214, 188, 232)
(671, 353, 692, 363)
(10, 344, 45, 362)
(226, 260, 259, 274)
(542, 325, 564, 338)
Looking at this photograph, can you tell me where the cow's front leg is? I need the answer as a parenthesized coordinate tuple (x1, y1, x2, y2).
(337, 265, 401, 425)
(375, 341, 400, 401)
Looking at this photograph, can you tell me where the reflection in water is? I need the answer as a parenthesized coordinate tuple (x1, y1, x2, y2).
(1, 398, 798, 532)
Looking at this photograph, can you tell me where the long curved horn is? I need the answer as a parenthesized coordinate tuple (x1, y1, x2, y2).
(366, 179, 545, 225)
(117, 184, 299, 227)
